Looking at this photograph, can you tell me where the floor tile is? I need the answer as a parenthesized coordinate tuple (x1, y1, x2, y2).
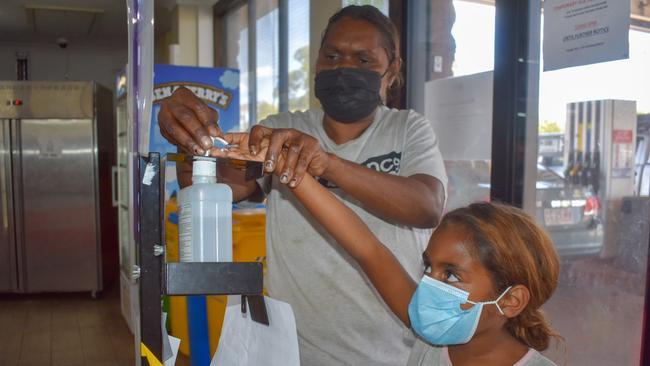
(2, 284, 135, 366)
(0, 350, 20, 366)
(0, 332, 23, 353)
(20, 330, 51, 355)
(52, 349, 84, 366)
(51, 329, 82, 352)
(17, 351, 50, 366)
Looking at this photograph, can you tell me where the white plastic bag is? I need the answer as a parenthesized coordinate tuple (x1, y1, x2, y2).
(212, 296, 300, 366)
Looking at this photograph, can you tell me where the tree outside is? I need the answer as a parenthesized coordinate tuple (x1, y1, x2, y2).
(257, 101, 279, 121)
(289, 45, 310, 112)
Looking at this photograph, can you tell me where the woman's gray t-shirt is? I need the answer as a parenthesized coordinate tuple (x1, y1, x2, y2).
(258, 106, 448, 366)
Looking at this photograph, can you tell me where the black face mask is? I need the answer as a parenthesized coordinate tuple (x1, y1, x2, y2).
(314, 67, 383, 123)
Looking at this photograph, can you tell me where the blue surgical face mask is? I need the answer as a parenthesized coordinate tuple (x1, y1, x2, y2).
(408, 275, 512, 345)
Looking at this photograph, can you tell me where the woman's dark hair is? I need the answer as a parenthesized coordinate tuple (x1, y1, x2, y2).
(320, 5, 403, 91)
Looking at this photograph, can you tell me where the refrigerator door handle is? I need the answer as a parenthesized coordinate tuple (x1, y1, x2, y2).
(112, 166, 119, 207)
(0, 119, 18, 291)
(9, 118, 25, 292)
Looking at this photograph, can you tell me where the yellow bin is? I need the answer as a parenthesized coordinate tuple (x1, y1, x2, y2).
(207, 207, 267, 355)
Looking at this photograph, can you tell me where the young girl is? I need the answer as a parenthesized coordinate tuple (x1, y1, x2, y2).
(218, 145, 560, 365)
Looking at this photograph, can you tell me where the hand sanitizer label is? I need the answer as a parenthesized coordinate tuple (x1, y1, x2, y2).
(179, 202, 193, 262)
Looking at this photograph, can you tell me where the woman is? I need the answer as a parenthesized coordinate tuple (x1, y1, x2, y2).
(158, 6, 447, 365)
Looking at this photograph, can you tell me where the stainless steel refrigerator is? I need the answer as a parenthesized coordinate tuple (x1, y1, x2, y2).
(0, 81, 117, 295)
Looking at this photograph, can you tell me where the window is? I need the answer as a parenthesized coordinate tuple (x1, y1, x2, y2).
(225, 4, 249, 129)
(450, 1, 494, 76)
(533, 7, 650, 364)
(223, 0, 310, 128)
(288, 0, 310, 111)
(407, 0, 496, 211)
(255, 0, 280, 121)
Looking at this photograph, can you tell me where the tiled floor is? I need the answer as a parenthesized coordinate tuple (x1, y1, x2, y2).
(0, 284, 190, 366)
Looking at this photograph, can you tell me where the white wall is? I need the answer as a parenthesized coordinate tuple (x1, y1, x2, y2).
(0, 42, 127, 92)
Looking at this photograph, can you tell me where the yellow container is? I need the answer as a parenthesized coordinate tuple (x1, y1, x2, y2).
(165, 193, 192, 356)
(207, 208, 267, 355)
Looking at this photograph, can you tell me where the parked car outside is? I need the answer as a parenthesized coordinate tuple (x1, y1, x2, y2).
(535, 163, 603, 258)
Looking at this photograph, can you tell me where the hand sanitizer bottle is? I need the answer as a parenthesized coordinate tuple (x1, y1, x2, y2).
(178, 157, 233, 262)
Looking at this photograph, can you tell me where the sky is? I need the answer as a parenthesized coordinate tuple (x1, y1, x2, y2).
(452, 1, 650, 131)
(232, 0, 650, 131)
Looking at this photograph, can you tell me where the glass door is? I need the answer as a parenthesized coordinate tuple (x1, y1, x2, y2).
(529, 3, 650, 364)
(407, 0, 496, 211)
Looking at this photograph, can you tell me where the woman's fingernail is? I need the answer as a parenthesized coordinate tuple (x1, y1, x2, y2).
(192, 144, 204, 156)
(289, 179, 297, 187)
(201, 136, 213, 149)
(265, 160, 274, 171)
(207, 125, 219, 136)
(250, 146, 258, 155)
(280, 173, 289, 184)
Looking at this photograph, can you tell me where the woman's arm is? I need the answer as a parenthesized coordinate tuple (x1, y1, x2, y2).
(291, 174, 416, 326)
(245, 126, 444, 228)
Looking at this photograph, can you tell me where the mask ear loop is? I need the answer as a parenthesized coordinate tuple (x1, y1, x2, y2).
(466, 286, 513, 316)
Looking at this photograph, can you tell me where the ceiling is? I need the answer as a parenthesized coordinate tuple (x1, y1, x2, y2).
(0, 0, 173, 46)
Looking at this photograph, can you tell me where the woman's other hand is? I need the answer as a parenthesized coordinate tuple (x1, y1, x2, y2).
(158, 86, 223, 155)
(248, 125, 331, 188)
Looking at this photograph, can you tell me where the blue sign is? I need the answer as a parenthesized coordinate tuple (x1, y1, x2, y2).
(150, 64, 240, 199)
(151, 64, 241, 155)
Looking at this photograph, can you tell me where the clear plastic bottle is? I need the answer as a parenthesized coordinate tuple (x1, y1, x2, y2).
(178, 157, 233, 262)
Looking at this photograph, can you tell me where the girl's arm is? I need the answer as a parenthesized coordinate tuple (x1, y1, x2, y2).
(291, 174, 416, 326)
(214, 135, 416, 325)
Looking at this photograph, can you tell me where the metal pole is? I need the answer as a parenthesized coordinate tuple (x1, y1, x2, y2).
(279, 0, 289, 112)
(248, 1, 257, 125)
(490, 0, 541, 210)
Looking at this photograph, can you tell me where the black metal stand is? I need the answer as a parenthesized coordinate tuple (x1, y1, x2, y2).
(138, 152, 266, 365)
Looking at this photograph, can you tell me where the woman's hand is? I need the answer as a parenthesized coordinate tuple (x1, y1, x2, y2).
(158, 87, 223, 155)
(247, 125, 331, 187)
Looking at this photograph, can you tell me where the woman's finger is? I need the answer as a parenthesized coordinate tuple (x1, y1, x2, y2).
(178, 87, 222, 137)
(161, 109, 205, 155)
(249, 125, 274, 156)
(264, 129, 294, 173)
(280, 142, 303, 184)
(169, 104, 213, 152)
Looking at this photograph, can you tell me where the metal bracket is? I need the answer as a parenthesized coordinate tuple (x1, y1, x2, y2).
(242, 294, 270, 326)
(165, 262, 262, 296)
(138, 152, 267, 365)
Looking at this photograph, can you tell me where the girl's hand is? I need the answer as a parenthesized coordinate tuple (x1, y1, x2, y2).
(208, 133, 269, 162)
(209, 133, 289, 179)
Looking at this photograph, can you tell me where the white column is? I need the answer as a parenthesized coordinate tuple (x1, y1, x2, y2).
(197, 5, 214, 67)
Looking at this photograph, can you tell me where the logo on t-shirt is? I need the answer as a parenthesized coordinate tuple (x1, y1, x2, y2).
(317, 151, 402, 189)
(361, 151, 401, 174)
